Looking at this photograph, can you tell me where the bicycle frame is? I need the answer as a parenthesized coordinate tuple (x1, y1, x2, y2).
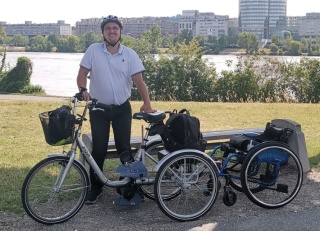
(51, 95, 163, 190)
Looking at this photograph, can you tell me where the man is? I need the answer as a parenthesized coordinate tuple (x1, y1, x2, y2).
(77, 15, 155, 204)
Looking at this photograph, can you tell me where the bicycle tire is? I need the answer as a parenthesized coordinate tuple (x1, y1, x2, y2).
(21, 156, 89, 224)
(154, 151, 219, 222)
(240, 142, 303, 209)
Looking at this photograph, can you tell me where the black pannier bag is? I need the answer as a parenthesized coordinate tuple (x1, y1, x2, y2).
(161, 109, 207, 152)
(229, 122, 293, 152)
(39, 105, 75, 146)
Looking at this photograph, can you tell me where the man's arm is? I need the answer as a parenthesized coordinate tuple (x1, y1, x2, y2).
(77, 66, 90, 101)
(132, 72, 155, 113)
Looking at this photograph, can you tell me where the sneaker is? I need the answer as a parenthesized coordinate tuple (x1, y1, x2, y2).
(85, 186, 102, 204)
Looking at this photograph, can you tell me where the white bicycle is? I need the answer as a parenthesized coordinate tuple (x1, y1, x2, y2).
(21, 91, 220, 224)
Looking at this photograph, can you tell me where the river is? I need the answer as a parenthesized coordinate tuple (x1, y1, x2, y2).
(4, 52, 319, 97)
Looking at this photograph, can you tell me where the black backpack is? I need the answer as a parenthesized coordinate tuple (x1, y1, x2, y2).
(161, 109, 207, 152)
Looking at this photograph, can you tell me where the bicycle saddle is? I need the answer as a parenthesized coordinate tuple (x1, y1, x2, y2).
(133, 111, 166, 123)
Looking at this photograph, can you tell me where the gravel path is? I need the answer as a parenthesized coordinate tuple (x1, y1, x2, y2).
(1, 169, 320, 231)
(0, 94, 69, 101)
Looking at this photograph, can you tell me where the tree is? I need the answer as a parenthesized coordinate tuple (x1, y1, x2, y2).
(226, 31, 238, 46)
(26, 35, 54, 52)
(173, 29, 193, 45)
(80, 31, 101, 51)
(216, 56, 261, 102)
(0, 23, 6, 45)
(269, 43, 279, 55)
(161, 34, 173, 48)
(139, 39, 217, 101)
(204, 36, 219, 54)
(141, 25, 163, 54)
(66, 35, 81, 52)
(47, 34, 59, 47)
(288, 40, 302, 56)
(218, 35, 228, 49)
(127, 37, 152, 63)
(121, 35, 137, 48)
(0, 46, 6, 73)
(56, 36, 81, 52)
(238, 32, 259, 54)
(271, 35, 282, 46)
(10, 35, 29, 46)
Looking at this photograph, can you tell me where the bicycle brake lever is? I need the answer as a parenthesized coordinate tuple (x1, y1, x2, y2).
(91, 106, 104, 112)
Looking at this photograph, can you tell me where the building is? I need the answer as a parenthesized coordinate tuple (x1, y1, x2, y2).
(239, 0, 287, 39)
(75, 16, 180, 38)
(299, 13, 320, 39)
(2, 6, 320, 42)
(122, 16, 180, 38)
(286, 16, 303, 40)
(178, 10, 229, 38)
(75, 10, 229, 38)
(2, 20, 72, 38)
(75, 18, 101, 35)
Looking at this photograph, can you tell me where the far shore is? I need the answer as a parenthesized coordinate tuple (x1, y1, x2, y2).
(1, 46, 247, 55)
(0, 46, 25, 52)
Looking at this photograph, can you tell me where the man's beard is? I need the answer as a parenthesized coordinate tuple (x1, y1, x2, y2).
(104, 36, 121, 47)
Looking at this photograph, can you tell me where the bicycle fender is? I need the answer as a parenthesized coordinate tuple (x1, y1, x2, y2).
(145, 137, 162, 147)
(47, 154, 86, 168)
(154, 149, 218, 172)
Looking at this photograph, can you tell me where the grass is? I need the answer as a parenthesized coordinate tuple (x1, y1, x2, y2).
(1, 99, 320, 214)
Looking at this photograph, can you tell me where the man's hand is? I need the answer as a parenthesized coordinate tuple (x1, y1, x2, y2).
(140, 104, 156, 113)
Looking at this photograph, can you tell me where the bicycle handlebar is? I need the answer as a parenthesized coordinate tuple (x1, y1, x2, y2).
(72, 91, 104, 112)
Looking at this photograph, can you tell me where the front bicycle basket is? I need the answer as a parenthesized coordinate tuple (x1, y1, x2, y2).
(39, 105, 75, 146)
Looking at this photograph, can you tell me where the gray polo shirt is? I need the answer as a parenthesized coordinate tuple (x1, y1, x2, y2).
(80, 43, 145, 105)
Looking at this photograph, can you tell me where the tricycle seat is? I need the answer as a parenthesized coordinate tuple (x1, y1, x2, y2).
(133, 111, 166, 123)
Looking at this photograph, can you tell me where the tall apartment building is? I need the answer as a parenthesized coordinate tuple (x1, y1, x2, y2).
(2, 20, 72, 37)
(287, 16, 303, 40)
(179, 10, 229, 38)
(239, 0, 287, 39)
(299, 13, 320, 39)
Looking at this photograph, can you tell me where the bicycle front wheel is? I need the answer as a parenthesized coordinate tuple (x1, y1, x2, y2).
(21, 156, 89, 224)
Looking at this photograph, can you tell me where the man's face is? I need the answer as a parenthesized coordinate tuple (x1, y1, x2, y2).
(103, 22, 121, 44)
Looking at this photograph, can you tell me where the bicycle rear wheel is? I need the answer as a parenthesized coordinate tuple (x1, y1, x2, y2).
(154, 151, 219, 222)
(21, 156, 89, 224)
(240, 142, 303, 209)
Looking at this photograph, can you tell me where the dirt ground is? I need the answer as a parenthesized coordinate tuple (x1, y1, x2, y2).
(1, 168, 320, 231)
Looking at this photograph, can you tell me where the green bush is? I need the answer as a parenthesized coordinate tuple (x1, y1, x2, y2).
(20, 85, 45, 94)
(0, 56, 40, 93)
(0, 56, 32, 92)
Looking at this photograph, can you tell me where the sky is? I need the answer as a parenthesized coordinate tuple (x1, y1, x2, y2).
(1, 0, 319, 26)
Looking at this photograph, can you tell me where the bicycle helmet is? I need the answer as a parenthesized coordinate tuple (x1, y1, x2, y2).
(100, 15, 123, 33)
